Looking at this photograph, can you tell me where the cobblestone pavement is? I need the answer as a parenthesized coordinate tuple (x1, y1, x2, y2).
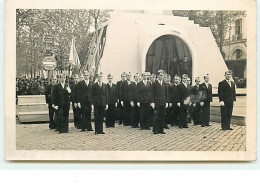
(16, 122, 246, 151)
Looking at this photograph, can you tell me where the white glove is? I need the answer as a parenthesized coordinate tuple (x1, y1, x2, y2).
(115, 102, 117, 107)
(193, 103, 196, 107)
(200, 102, 204, 106)
(177, 103, 181, 107)
(66, 86, 71, 93)
(54, 106, 58, 110)
(121, 101, 124, 106)
(74, 103, 78, 108)
(169, 103, 172, 107)
(220, 101, 225, 106)
(91, 105, 94, 110)
(78, 103, 81, 108)
(105, 104, 108, 110)
(150, 103, 155, 109)
(137, 102, 140, 107)
(130, 101, 135, 107)
(165, 103, 168, 108)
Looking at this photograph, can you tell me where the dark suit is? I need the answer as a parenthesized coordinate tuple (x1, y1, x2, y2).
(77, 80, 93, 131)
(137, 81, 152, 129)
(45, 83, 56, 129)
(199, 83, 212, 126)
(116, 80, 124, 124)
(130, 82, 140, 127)
(71, 82, 81, 128)
(151, 80, 169, 134)
(106, 83, 117, 127)
(190, 85, 201, 125)
(92, 82, 107, 134)
(169, 83, 180, 126)
(218, 80, 236, 129)
(52, 83, 71, 133)
(178, 83, 190, 128)
(121, 80, 133, 126)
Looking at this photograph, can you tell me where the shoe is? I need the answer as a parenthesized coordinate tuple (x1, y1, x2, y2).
(221, 128, 226, 130)
(140, 128, 144, 130)
(101, 132, 105, 134)
(227, 128, 233, 130)
(153, 132, 158, 135)
(81, 129, 85, 132)
(206, 125, 212, 126)
(58, 132, 62, 134)
(87, 129, 94, 131)
(183, 126, 189, 128)
(161, 132, 166, 134)
(164, 126, 170, 129)
(179, 127, 183, 129)
(201, 125, 205, 127)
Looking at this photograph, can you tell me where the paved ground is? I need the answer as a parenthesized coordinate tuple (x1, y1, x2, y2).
(16, 122, 246, 151)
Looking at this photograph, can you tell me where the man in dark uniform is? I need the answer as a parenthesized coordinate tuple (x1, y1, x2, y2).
(92, 72, 108, 134)
(190, 77, 202, 125)
(116, 72, 126, 125)
(71, 74, 80, 129)
(199, 74, 213, 127)
(52, 73, 71, 134)
(77, 71, 94, 132)
(179, 56, 192, 78)
(45, 75, 57, 129)
(164, 74, 171, 129)
(151, 70, 169, 134)
(218, 70, 236, 130)
(130, 73, 140, 128)
(106, 74, 117, 128)
(178, 74, 190, 129)
(137, 72, 152, 130)
(121, 72, 133, 126)
(187, 77, 192, 124)
(169, 75, 181, 126)
(149, 74, 156, 127)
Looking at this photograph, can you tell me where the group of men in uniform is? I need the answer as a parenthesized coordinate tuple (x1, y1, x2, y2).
(45, 69, 236, 135)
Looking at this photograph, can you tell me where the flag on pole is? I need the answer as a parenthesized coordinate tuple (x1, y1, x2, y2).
(69, 37, 81, 67)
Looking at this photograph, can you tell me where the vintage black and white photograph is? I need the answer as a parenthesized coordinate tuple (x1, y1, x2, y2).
(5, 0, 256, 161)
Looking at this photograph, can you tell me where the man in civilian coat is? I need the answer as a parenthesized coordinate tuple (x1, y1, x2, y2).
(106, 74, 117, 128)
(190, 77, 202, 125)
(71, 74, 81, 129)
(137, 72, 152, 130)
(199, 74, 213, 127)
(92, 72, 108, 134)
(77, 71, 94, 132)
(151, 70, 169, 134)
(45, 75, 57, 129)
(218, 70, 236, 130)
(169, 75, 181, 126)
(52, 73, 71, 134)
(178, 74, 191, 129)
(116, 72, 126, 125)
(121, 72, 133, 126)
(130, 73, 140, 128)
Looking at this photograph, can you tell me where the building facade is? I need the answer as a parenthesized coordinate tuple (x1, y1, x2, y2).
(220, 13, 247, 87)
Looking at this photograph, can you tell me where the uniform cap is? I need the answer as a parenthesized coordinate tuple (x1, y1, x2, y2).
(225, 70, 232, 75)
(107, 74, 113, 78)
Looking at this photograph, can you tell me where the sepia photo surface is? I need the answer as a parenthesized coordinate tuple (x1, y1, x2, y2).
(5, 0, 256, 161)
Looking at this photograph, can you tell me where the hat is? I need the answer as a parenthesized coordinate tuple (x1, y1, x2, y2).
(225, 70, 232, 75)
(97, 72, 103, 77)
(84, 71, 90, 75)
(195, 77, 200, 82)
(157, 69, 165, 75)
(182, 74, 188, 78)
(121, 72, 126, 76)
(134, 73, 139, 78)
(107, 74, 113, 78)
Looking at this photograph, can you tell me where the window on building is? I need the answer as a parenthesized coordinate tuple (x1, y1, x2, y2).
(235, 19, 242, 40)
(235, 49, 242, 59)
